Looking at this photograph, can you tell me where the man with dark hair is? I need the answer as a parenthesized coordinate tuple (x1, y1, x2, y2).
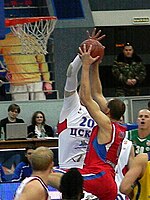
(11, 145, 36, 182)
(60, 168, 83, 200)
(107, 98, 126, 120)
(112, 42, 146, 96)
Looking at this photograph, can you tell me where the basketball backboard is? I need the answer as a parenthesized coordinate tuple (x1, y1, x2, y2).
(0, 0, 5, 40)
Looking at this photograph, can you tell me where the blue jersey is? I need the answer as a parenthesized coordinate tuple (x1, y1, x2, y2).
(11, 162, 32, 182)
(122, 123, 138, 131)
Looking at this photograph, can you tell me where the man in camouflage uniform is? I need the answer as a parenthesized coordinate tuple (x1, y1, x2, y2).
(112, 43, 146, 96)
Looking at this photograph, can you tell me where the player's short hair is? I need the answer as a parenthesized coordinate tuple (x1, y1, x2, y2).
(107, 98, 126, 121)
(31, 146, 53, 171)
(60, 168, 83, 200)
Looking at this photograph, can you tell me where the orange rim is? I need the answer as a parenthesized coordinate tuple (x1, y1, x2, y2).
(5, 16, 57, 27)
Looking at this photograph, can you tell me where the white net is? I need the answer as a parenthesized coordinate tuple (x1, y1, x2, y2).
(10, 18, 57, 55)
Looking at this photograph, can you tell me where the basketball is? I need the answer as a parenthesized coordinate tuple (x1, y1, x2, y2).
(80, 39, 105, 60)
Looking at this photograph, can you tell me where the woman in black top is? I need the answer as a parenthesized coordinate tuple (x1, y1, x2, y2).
(27, 111, 54, 138)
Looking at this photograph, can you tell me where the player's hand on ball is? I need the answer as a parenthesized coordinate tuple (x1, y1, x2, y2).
(78, 44, 100, 66)
(79, 38, 105, 60)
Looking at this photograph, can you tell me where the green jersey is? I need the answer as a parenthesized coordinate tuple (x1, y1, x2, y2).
(127, 129, 150, 156)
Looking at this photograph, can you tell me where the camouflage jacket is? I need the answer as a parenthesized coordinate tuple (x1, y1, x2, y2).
(112, 54, 146, 86)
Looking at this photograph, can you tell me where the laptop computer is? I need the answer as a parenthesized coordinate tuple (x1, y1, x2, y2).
(6, 123, 27, 140)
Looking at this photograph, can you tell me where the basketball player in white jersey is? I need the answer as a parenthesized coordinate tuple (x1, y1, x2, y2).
(115, 138, 134, 200)
(57, 30, 106, 169)
(57, 54, 96, 169)
(14, 147, 54, 200)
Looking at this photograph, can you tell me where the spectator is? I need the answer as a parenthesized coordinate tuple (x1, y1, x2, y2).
(0, 103, 24, 139)
(148, 101, 150, 111)
(14, 146, 54, 200)
(112, 42, 146, 96)
(0, 163, 6, 182)
(120, 152, 150, 199)
(60, 168, 84, 200)
(11, 145, 36, 182)
(27, 111, 54, 138)
(0, 104, 24, 177)
(127, 109, 150, 156)
(0, 30, 52, 101)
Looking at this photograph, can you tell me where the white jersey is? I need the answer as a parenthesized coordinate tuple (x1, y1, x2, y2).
(115, 138, 132, 200)
(58, 91, 96, 169)
(14, 176, 51, 200)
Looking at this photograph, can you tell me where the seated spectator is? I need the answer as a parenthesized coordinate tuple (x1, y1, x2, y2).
(0, 104, 24, 139)
(0, 163, 6, 182)
(11, 145, 36, 182)
(27, 111, 54, 138)
(112, 42, 146, 96)
(59, 168, 84, 200)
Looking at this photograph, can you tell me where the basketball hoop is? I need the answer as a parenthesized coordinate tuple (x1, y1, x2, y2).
(5, 16, 57, 55)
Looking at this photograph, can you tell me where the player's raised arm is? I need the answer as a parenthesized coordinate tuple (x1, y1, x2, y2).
(91, 60, 108, 114)
(64, 55, 82, 98)
(79, 44, 112, 136)
(86, 28, 108, 114)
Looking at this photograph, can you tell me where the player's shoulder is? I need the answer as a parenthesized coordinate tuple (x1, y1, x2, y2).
(21, 179, 45, 197)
